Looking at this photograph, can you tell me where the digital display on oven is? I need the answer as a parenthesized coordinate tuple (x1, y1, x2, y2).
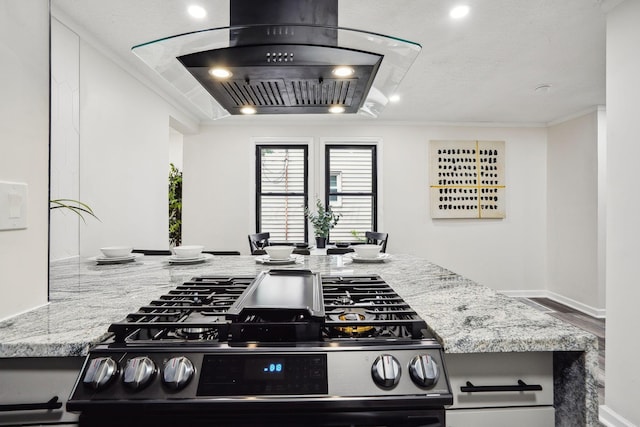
(197, 354, 328, 396)
(244, 359, 285, 380)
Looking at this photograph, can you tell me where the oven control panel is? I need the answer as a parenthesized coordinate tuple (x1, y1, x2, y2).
(68, 343, 451, 408)
(197, 353, 327, 396)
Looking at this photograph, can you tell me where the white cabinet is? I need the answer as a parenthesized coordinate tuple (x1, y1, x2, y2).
(445, 352, 554, 427)
(447, 406, 555, 426)
(0, 357, 83, 426)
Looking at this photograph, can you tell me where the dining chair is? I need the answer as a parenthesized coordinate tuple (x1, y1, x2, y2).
(292, 248, 310, 255)
(132, 249, 172, 255)
(365, 231, 389, 253)
(248, 232, 271, 255)
(326, 247, 355, 255)
(202, 250, 241, 256)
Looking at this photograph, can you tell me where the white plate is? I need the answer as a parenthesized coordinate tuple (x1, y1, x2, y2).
(349, 253, 390, 263)
(255, 255, 303, 265)
(168, 253, 214, 264)
(89, 253, 143, 264)
(169, 254, 205, 261)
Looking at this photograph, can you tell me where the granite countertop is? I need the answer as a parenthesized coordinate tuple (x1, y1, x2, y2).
(0, 253, 599, 425)
(0, 254, 595, 358)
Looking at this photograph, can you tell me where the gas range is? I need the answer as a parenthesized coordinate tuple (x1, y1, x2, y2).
(67, 270, 452, 426)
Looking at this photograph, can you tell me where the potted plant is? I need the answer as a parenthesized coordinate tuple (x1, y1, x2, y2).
(168, 163, 182, 247)
(49, 198, 99, 223)
(304, 199, 341, 248)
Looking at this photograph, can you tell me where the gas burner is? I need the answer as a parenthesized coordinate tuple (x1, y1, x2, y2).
(175, 327, 217, 340)
(331, 291, 354, 306)
(329, 308, 375, 336)
(108, 273, 429, 343)
(211, 299, 235, 306)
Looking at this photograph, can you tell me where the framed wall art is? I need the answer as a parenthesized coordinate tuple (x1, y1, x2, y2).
(429, 140, 505, 219)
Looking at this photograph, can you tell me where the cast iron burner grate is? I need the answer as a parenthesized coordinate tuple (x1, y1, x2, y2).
(107, 274, 429, 344)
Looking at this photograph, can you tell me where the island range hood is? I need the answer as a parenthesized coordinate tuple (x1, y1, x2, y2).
(132, 0, 421, 120)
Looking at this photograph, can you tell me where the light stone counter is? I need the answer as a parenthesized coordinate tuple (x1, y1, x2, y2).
(0, 254, 598, 425)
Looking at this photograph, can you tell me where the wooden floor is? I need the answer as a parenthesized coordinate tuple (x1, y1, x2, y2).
(523, 298, 606, 404)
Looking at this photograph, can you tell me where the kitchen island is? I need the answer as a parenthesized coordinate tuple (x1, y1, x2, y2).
(0, 254, 598, 426)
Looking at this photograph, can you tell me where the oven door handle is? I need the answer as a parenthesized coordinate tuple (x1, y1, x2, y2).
(0, 396, 62, 412)
(460, 379, 542, 393)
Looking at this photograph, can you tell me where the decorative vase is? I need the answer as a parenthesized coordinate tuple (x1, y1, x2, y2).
(315, 236, 327, 249)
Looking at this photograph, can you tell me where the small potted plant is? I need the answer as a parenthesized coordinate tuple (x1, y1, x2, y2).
(49, 198, 99, 223)
(305, 199, 341, 248)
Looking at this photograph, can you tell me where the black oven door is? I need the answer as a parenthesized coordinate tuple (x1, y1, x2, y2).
(79, 409, 445, 427)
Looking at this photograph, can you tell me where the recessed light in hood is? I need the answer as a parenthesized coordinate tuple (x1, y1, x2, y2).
(131, 0, 421, 120)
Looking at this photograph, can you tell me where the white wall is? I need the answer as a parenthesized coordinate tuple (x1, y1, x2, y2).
(50, 18, 81, 261)
(0, 1, 50, 320)
(547, 112, 604, 312)
(169, 128, 184, 171)
(602, 1, 640, 425)
(183, 123, 548, 292)
(77, 40, 172, 255)
(47, 9, 203, 260)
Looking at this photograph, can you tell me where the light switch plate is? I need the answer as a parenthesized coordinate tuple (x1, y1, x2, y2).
(0, 181, 28, 231)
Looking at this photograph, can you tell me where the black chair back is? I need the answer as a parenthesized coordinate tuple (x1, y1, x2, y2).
(365, 231, 389, 253)
(326, 247, 355, 255)
(248, 232, 271, 255)
(132, 249, 171, 255)
(203, 251, 241, 256)
(134, 249, 241, 256)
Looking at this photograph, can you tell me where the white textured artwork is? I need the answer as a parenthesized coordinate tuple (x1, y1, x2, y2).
(429, 140, 505, 219)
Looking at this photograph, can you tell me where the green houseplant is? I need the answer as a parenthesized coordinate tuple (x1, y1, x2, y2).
(304, 199, 341, 248)
(169, 163, 182, 247)
(49, 198, 99, 223)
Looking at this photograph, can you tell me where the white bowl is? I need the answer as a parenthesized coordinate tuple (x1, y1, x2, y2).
(265, 246, 294, 260)
(100, 246, 133, 258)
(353, 244, 381, 259)
(173, 245, 204, 258)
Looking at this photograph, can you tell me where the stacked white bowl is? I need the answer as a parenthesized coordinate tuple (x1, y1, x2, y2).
(173, 245, 204, 258)
(265, 246, 294, 260)
(353, 244, 381, 259)
(100, 246, 133, 258)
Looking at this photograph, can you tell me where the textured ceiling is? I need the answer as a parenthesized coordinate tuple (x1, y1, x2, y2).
(51, 0, 609, 125)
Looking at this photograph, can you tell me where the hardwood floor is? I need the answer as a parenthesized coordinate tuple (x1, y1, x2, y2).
(524, 297, 606, 404)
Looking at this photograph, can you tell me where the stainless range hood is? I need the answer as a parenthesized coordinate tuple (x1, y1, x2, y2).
(132, 0, 421, 120)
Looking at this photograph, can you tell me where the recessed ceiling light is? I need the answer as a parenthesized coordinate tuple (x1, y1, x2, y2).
(332, 66, 355, 78)
(209, 68, 232, 79)
(328, 105, 345, 114)
(187, 5, 207, 19)
(450, 5, 470, 19)
(240, 106, 257, 115)
(389, 94, 400, 103)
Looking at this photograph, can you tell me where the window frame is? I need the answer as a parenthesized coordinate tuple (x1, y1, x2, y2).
(255, 144, 309, 243)
(324, 144, 378, 239)
(328, 171, 343, 207)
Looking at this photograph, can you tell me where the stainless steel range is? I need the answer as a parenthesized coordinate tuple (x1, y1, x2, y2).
(67, 270, 452, 426)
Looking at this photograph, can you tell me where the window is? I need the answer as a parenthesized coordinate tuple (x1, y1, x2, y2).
(256, 145, 308, 243)
(325, 145, 377, 242)
(329, 171, 342, 206)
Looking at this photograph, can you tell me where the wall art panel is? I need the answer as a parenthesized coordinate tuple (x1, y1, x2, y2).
(429, 140, 505, 219)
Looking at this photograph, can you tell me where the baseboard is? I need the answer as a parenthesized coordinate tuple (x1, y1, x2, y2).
(599, 405, 638, 427)
(499, 289, 606, 319)
(50, 254, 80, 262)
(0, 302, 50, 323)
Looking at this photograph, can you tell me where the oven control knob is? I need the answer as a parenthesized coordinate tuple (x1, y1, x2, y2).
(409, 354, 440, 388)
(123, 356, 157, 390)
(371, 354, 401, 389)
(162, 356, 195, 390)
(83, 357, 119, 390)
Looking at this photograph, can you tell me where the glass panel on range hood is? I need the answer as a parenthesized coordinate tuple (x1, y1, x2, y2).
(132, 25, 421, 120)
